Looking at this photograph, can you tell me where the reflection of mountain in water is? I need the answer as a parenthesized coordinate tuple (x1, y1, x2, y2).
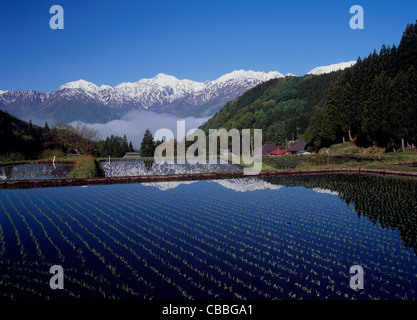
(142, 178, 282, 192)
(103, 161, 279, 192)
(142, 181, 198, 190)
(102, 160, 242, 177)
(263, 174, 417, 253)
(0, 164, 72, 180)
(312, 188, 339, 196)
(213, 179, 282, 192)
(145, 174, 417, 253)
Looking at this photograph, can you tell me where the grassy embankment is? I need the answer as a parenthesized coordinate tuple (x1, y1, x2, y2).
(262, 143, 417, 172)
(99, 146, 417, 173)
(3, 142, 417, 177)
(67, 155, 105, 178)
(0, 155, 80, 166)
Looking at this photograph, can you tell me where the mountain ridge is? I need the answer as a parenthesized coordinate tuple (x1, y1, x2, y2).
(0, 70, 287, 123)
(199, 71, 344, 148)
(0, 63, 354, 124)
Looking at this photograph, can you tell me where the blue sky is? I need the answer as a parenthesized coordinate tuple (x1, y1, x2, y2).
(1, 0, 416, 92)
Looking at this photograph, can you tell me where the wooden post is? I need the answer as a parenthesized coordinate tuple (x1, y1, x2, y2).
(348, 129, 353, 142)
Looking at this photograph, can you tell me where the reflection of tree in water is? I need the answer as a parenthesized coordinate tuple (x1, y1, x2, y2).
(0, 164, 73, 180)
(144, 159, 154, 172)
(263, 174, 417, 254)
(103, 160, 242, 177)
(3, 166, 13, 180)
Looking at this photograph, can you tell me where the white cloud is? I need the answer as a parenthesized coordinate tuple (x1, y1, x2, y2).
(72, 110, 209, 149)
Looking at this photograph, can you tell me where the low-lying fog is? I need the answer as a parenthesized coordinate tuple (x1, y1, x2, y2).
(70, 110, 209, 149)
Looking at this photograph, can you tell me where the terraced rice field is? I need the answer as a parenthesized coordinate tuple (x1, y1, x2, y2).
(0, 175, 416, 300)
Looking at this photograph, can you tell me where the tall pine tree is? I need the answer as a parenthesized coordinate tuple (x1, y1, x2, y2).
(140, 129, 156, 158)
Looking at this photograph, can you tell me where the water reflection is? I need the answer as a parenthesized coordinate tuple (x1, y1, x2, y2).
(137, 173, 417, 254)
(262, 174, 417, 253)
(144, 159, 154, 172)
(0, 164, 72, 180)
(102, 160, 242, 177)
(142, 177, 282, 192)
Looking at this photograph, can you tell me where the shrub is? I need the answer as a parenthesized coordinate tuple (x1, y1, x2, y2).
(67, 155, 105, 179)
(39, 148, 65, 160)
(0, 152, 26, 162)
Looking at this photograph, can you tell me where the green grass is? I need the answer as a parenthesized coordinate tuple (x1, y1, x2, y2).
(0, 153, 80, 166)
(263, 152, 417, 172)
(97, 156, 156, 162)
(318, 142, 386, 155)
(3, 144, 417, 176)
(67, 155, 105, 179)
(191, 152, 417, 173)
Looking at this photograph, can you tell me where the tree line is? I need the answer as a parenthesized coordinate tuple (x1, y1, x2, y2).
(306, 22, 417, 151)
(0, 112, 137, 160)
(0, 109, 167, 161)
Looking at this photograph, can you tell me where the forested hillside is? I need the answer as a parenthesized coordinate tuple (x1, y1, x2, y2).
(200, 72, 342, 148)
(201, 21, 417, 153)
(0, 110, 134, 161)
(307, 22, 417, 151)
(0, 110, 46, 160)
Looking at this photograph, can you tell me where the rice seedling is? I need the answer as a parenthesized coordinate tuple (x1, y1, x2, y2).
(1, 173, 417, 300)
(5, 193, 44, 261)
(0, 196, 27, 261)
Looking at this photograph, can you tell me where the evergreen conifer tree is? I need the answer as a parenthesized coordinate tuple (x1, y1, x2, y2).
(140, 129, 156, 157)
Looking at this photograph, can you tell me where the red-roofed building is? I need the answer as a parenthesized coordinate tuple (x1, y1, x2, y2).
(255, 141, 280, 155)
(289, 138, 307, 154)
(269, 149, 291, 155)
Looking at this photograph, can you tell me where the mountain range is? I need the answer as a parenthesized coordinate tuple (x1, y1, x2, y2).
(0, 62, 354, 124)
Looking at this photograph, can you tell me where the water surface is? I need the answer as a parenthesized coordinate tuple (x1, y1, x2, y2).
(0, 174, 416, 300)
(0, 164, 72, 181)
(102, 160, 242, 177)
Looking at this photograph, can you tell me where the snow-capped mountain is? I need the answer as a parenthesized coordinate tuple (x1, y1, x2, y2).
(0, 70, 285, 123)
(0, 62, 355, 123)
(307, 61, 356, 75)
